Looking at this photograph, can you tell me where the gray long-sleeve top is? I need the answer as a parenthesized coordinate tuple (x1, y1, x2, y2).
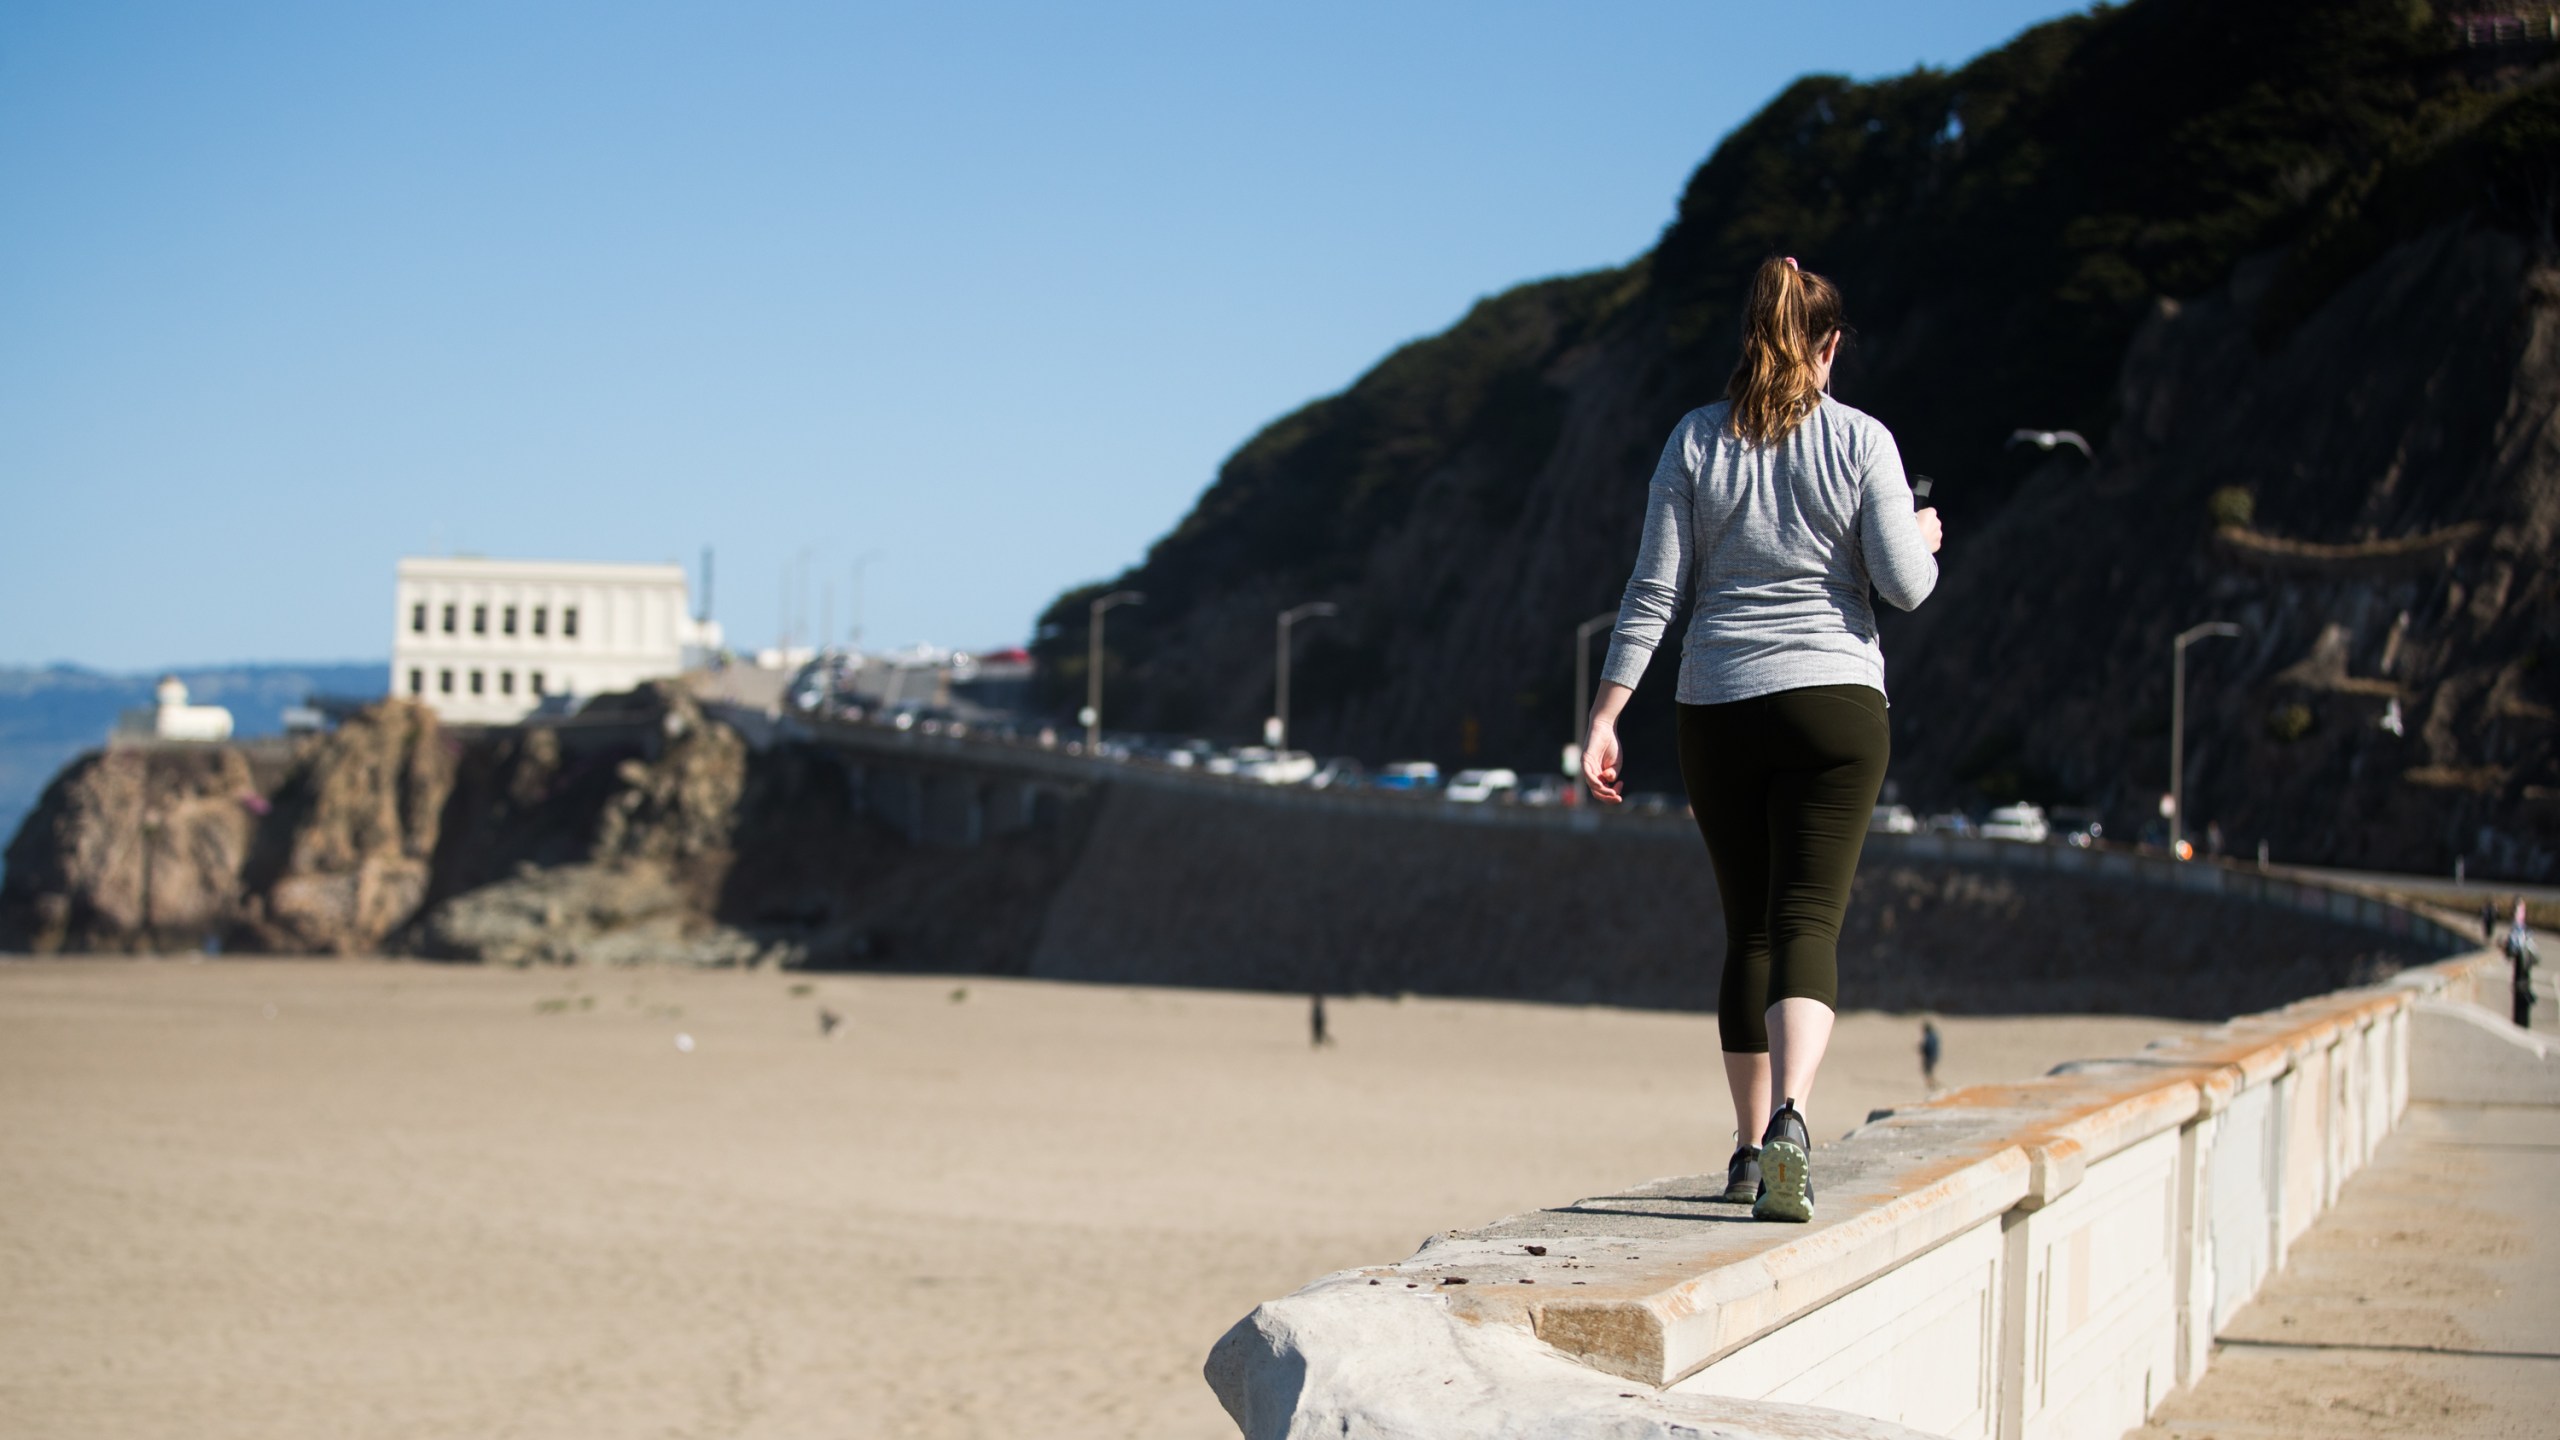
(1598, 396, 1937, 705)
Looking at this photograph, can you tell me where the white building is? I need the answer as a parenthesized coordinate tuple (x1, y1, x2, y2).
(391, 557, 721, 725)
(113, 676, 235, 743)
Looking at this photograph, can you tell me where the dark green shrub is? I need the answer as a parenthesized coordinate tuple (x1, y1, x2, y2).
(2267, 702, 2315, 742)
(2209, 487, 2257, 529)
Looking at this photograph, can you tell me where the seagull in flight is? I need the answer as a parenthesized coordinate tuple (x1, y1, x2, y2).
(2007, 428, 2093, 458)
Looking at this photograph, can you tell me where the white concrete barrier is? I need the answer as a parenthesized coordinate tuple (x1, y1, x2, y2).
(1206, 950, 2510, 1440)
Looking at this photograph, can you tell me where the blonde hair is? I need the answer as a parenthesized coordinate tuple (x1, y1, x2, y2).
(1725, 256, 1844, 446)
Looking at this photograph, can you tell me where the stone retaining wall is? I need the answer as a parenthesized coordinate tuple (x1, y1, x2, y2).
(1014, 760, 2463, 1016)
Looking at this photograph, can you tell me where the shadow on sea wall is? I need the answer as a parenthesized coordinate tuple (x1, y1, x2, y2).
(1023, 779, 2431, 1019)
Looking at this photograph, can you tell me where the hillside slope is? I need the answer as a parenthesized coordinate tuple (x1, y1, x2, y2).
(1029, 0, 2560, 878)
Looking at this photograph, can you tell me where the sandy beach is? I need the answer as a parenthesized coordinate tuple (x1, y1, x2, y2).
(0, 959, 2189, 1439)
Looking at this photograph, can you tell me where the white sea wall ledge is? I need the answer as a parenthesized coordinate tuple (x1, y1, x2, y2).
(1207, 947, 2542, 1440)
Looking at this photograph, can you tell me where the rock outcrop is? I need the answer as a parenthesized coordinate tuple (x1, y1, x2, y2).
(403, 685, 762, 964)
(0, 687, 793, 966)
(1886, 227, 2560, 878)
(416, 861, 770, 969)
(239, 701, 453, 954)
(0, 743, 278, 952)
(0, 701, 453, 956)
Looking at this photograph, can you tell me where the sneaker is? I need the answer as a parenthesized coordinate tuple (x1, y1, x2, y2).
(1719, 1144, 1761, 1203)
(1752, 1100, 1815, 1223)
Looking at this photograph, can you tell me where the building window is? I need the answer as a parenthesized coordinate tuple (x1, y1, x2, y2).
(533, 606, 547, 637)
(439, 669, 455, 694)
(408, 668, 423, 696)
(469, 669, 484, 695)
(563, 605, 579, 639)
(410, 603, 426, 635)
(499, 670, 515, 696)
(503, 605, 518, 636)
(442, 604, 457, 635)
(530, 670, 545, 696)
(472, 604, 488, 636)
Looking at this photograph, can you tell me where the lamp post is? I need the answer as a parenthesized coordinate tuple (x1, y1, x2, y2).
(1273, 602, 1339, 752)
(1084, 590, 1144, 752)
(2169, 621, 2242, 858)
(1569, 610, 1617, 770)
(138, 807, 164, 946)
(848, 551, 884, 651)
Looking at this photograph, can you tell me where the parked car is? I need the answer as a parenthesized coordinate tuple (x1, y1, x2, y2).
(1373, 761, 1442, 791)
(1980, 803, 2052, 843)
(1308, 757, 1366, 791)
(1235, 748, 1317, 785)
(2049, 806, 2104, 848)
(1444, 768, 1519, 803)
(1870, 803, 1920, 834)
(1925, 811, 1976, 836)
(1516, 775, 1569, 807)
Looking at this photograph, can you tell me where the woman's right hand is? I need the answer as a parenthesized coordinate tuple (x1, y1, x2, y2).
(1915, 506, 1943, 554)
(1582, 717, 1624, 804)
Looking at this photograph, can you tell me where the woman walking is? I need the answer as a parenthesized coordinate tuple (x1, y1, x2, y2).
(1582, 255, 1942, 1223)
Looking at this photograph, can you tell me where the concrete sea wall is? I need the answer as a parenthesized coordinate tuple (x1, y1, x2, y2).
(1013, 757, 2464, 1015)
(1203, 949, 2546, 1440)
(764, 719, 2465, 1012)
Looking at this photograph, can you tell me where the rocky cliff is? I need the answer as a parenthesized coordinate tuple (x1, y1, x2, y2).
(1028, 0, 2560, 879)
(0, 687, 1082, 972)
(0, 743, 279, 953)
(239, 702, 451, 953)
(1892, 225, 2558, 876)
(1, 703, 451, 956)
(0, 688, 782, 963)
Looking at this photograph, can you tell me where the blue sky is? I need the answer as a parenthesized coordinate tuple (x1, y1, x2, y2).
(0, 1, 2084, 671)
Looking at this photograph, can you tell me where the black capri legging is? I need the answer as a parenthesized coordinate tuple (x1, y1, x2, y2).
(1677, 684, 1890, 1054)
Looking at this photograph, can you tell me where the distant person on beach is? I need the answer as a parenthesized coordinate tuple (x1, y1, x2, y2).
(1583, 255, 1941, 1224)
(2483, 897, 2499, 945)
(1309, 992, 1331, 1048)
(2509, 900, 2539, 1029)
(1920, 1020, 1942, 1092)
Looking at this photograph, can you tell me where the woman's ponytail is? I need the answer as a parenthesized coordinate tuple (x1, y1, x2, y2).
(1726, 255, 1844, 446)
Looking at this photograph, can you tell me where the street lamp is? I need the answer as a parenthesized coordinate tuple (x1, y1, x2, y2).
(1084, 590, 1144, 751)
(138, 807, 165, 945)
(1568, 610, 1616, 773)
(1273, 602, 1339, 752)
(2169, 621, 2242, 858)
(848, 550, 885, 651)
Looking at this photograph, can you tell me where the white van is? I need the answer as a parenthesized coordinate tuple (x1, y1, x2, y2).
(1445, 768, 1519, 803)
(1870, 803, 1919, 834)
(1981, 803, 2051, 843)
